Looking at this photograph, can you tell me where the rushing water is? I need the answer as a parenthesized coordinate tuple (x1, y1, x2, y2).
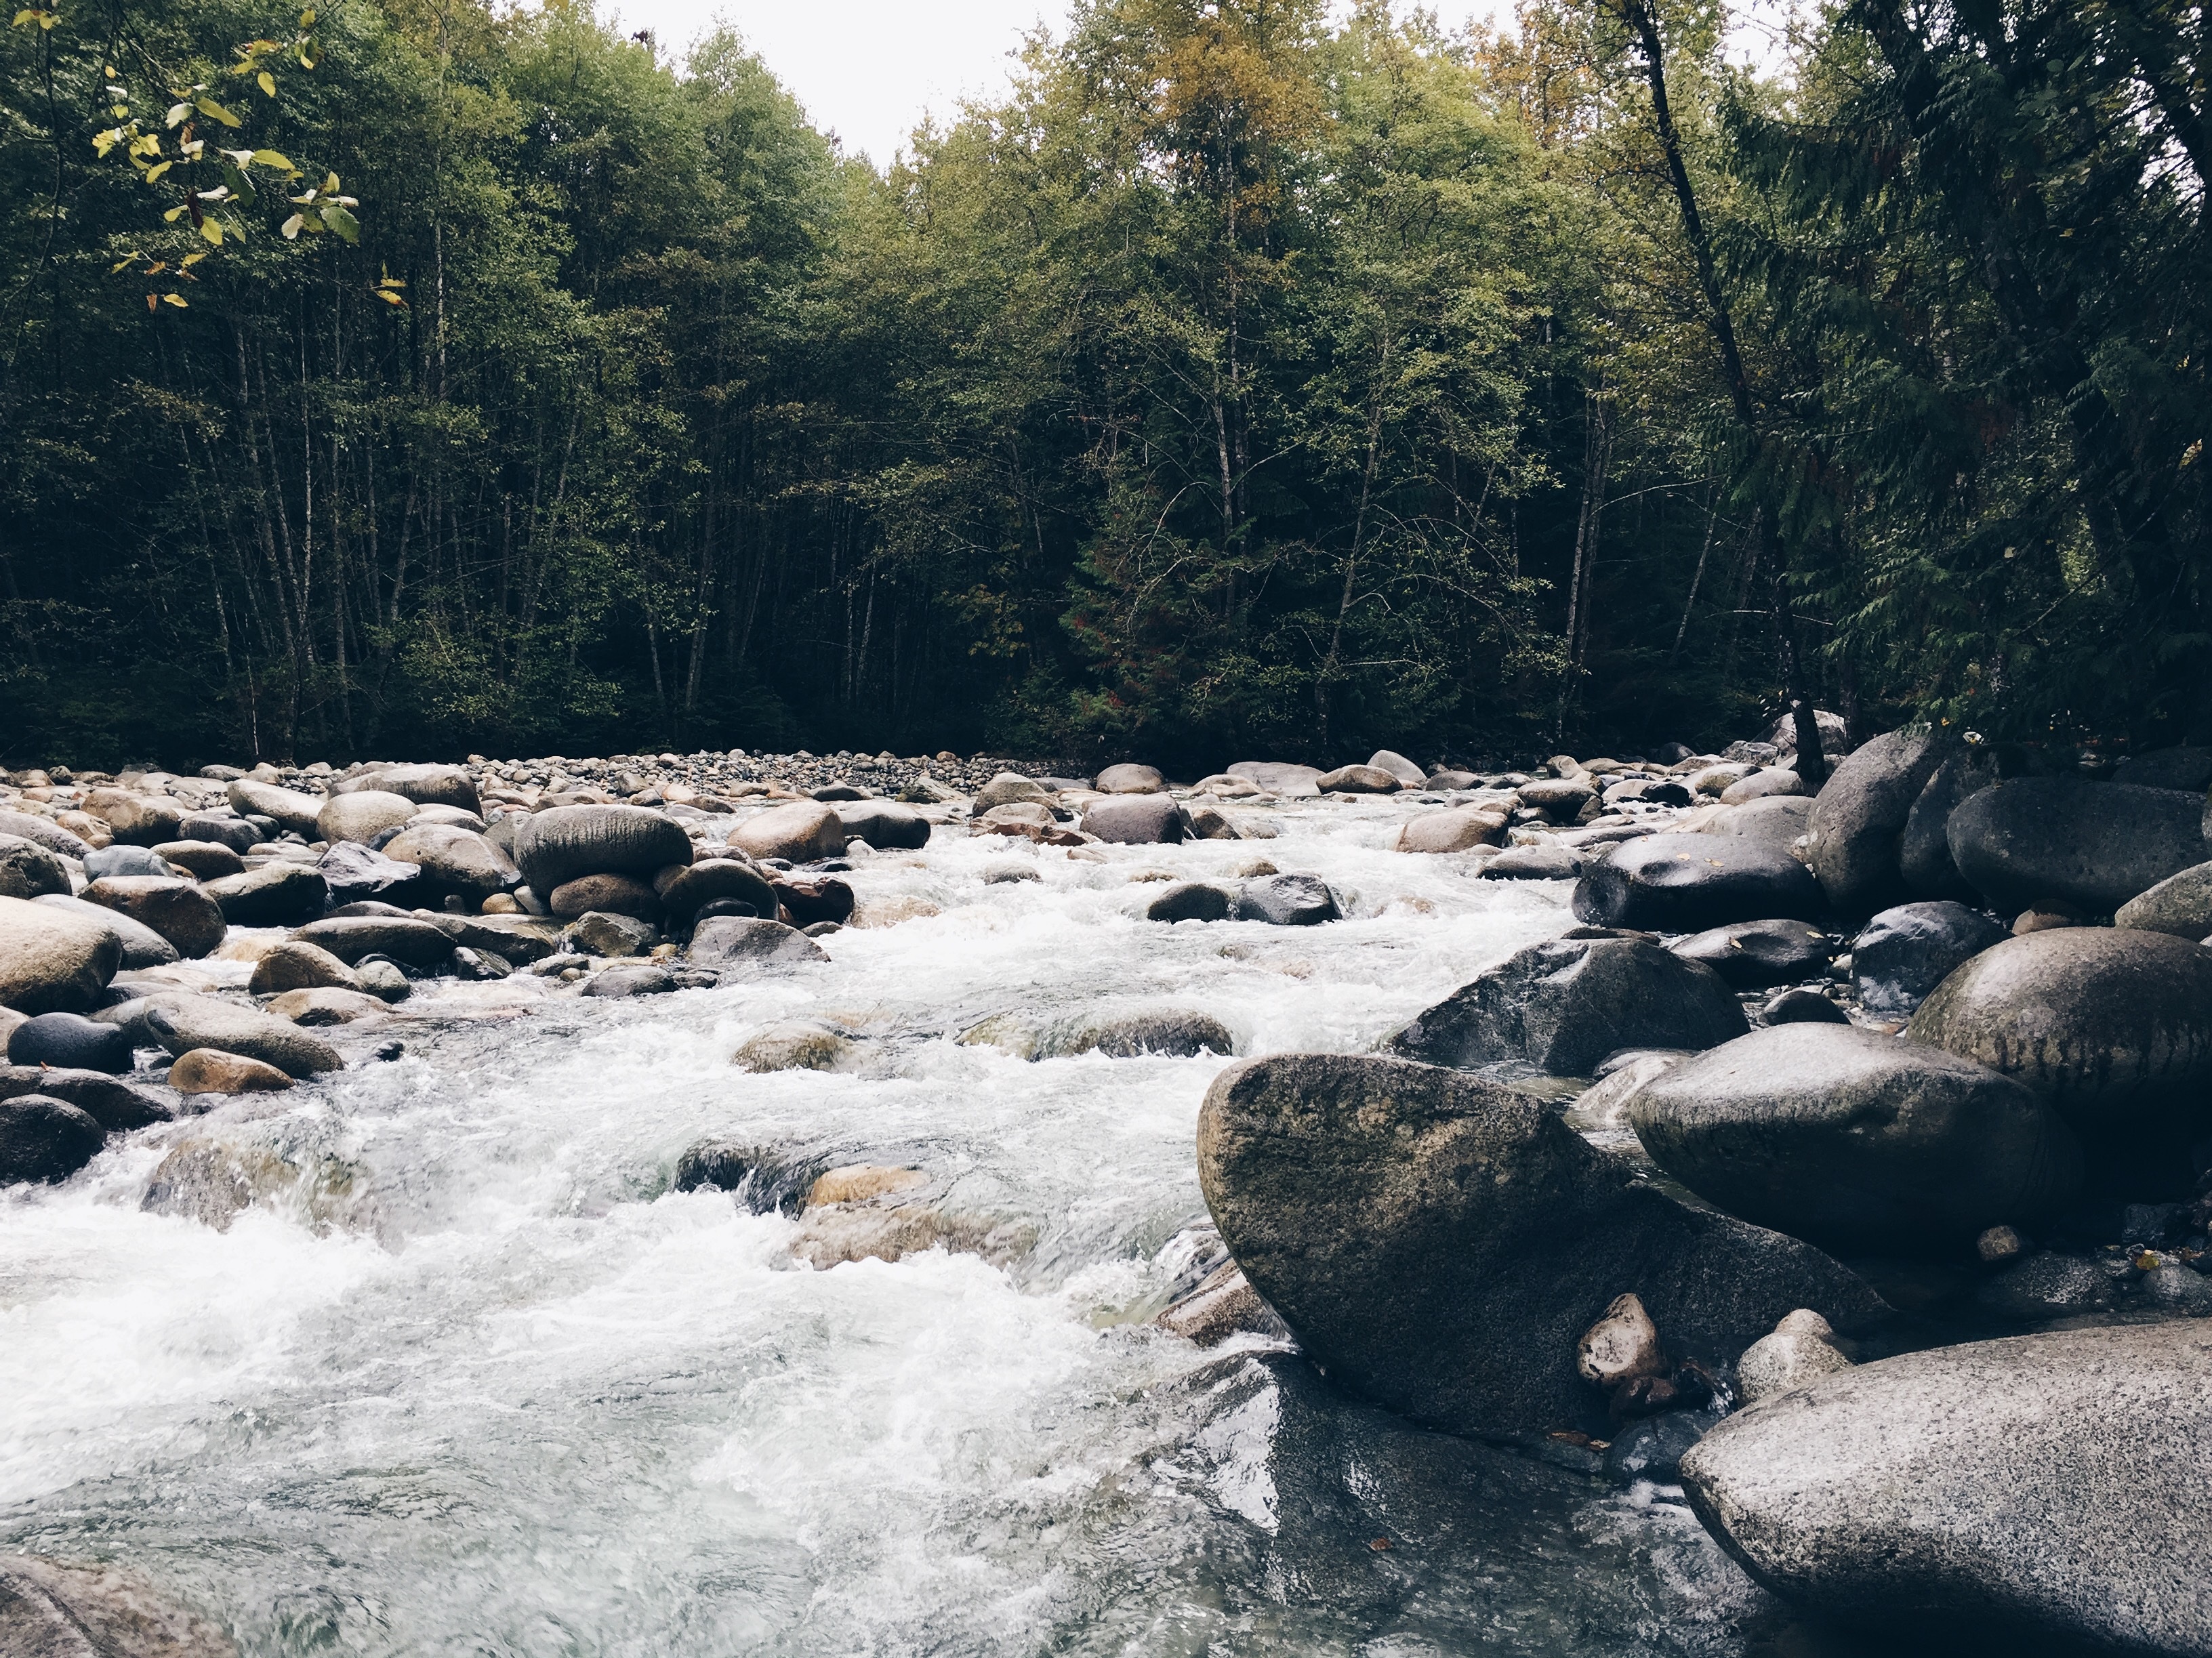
(1, 800, 1880, 1655)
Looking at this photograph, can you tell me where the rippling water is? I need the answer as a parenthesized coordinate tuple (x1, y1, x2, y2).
(1, 801, 1877, 1655)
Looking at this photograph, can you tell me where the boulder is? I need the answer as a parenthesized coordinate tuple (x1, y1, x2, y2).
(1083, 795, 1189, 845)
(0, 1557, 239, 1657)
(225, 777, 324, 837)
(145, 998, 341, 1077)
(1628, 1026, 2083, 1255)
(169, 1047, 295, 1094)
(0, 1064, 168, 1129)
(1038, 1008, 1234, 1060)
(685, 915, 828, 969)
(342, 762, 480, 812)
(1390, 935, 1746, 1075)
(0, 833, 69, 900)
(202, 861, 329, 927)
(0, 1095, 105, 1185)
(1315, 764, 1399, 794)
(514, 805, 695, 893)
(1182, 801, 1243, 841)
(83, 844, 173, 881)
(80, 788, 184, 846)
(1226, 761, 1323, 797)
(658, 858, 778, 925)
(1367, 750, 1428, 787)
(81, 875, 225, 959)
(1762, 987, 1849, 1026)
(0, 894, 122, 1014)
(6, 1010, 137, 1073)
(565, 911, 656, 957)
(178, 812, 261, 852)
(1765, 707, 1853, 759)
(1573, 835, 1824, 932)
(2114, 745, 2212, 792)
(151, 840, 245, 881)
(1146, 882, 1233, 924)
(1908, 928, 2212, 1197)
(290, 915, 454, 968)
(1095, 762, 1165, 794)
(580, 964, 678, 997)
(266, 987, 389, 1026)
(1946, 776, 2209, 914)
(2115, 861, 2212, 940)
(1518, 777, 1595, 818)
(770, 874, 854, 927)
(972, 772, 1051, 810)
(0, 808, 93, 858)
(317, 841, 426, 908)
(831, 799, 931, 850)
(1197, 1054, 1885, 1439)
(1156, 1263, 1289, 1346)
(1668, 918, 1832, 989)
(730, 800, 846, 863)
(379, 824, 518, 898)
(247, 940, 363, 995)
(1734, 1310, 1854, 1405)
(733, 1021, 853, 1073)
(1477, 844, 1582, 880)
(1231, 872, 1339, 926)
(1897, 745, 1998, 900)
(1678, 1322, 2212, 1655)
(32, 892, 178, 969)
(1804, 728, 1950, 916)
(316, 789, 417, 846)
(549, 872, 659, 921)
(1394, 806, 1509, 854)
(1697, 796, 1812, 854)
(1719, 770, 1802, 804)
(1851, 900, 2008, 1014)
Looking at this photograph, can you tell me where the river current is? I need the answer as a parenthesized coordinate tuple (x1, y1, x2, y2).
(1, 798, 1875, 1655)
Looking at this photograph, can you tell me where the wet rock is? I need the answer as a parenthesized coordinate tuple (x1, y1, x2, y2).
(1574, 835, 1823, 932)
(142, 1117, 373, 1234)
(33, 892, 178, 970)
(1157, 1262, 1291, 1346)
(418, 911, 563, 965)
(1760, 987, 1848, 1025)
(832, 798, 930, 850)
(382, 823, 518, 899)
(1391, 935, 1746, 1076)
(1946, 776, 2210, 914)
(579, 964, 676, 997)
(2115, 860, 2212, 940)
(514, 804, 695, 893)
(316, 789, 417, 846)
(0, 1064, 169, 1129)
(1198, 1054, 1885, 1439)
(1803, 728, 1950, 916)
(1677, 1321, 2212, 1653)
(2142, 1260, 2212, 1313)
(0, 1556, 239, 1657)
(1097, 762, 1165, 793)
(1908, 928, 2212, 1197)
(1603, 1411, 1713, 1483)
(1849, 900, 2008, 1015)
(808, 1165, 928, 1205)
(1183, 801, 1244, 841)
(1517, 777, 1594, 819)
(6, 1010, 137, 1073)
(731, 800, 847, 863)
(150, 840, 245, 881)
(1146, 881, 1233, 923)
(291, 915, 454, 968)
(2114, 745, 2212, 792)
(1696, 796, 1814, 858)
(202, 861, 329, 928)
(81, 875, 224, 959)
(1896, 745, 1999, 900)
(1231, 872, 1338, 926)
(0, 1095, 105, 1185)
(144, 998, 342, 1077)
(178, 812, 260, 853)
(1477, 844, 1582, 880)
(787, 1178, 1034, 1269)
(1629, 1025, 2081, 1255)
(0, 833, 70, 900)
(169, 1047, 294, 1094)
(247, 940, 362, 995)
(1083, 795, 1189, 844)
(0, 894, 123, 1014)
(83, 845, 174, 882)
(1046, 1008, 1233, 1059)
(686, 915, 828, 968)
(770, 874, 855, 927)
(549, 871, 659, 921)
(225, 778, 325, 837)
(353, 959, 411, 1002)
(733, 1020, 853, 1073)
(1668, 918, 1830, 989)
(657, 857, 777, 926)
(1719, 770, 1801, 804)
(1567, 1051, 1687, 1131)
(1394, 806, 1509, 854)
(1315, 764, 1400, 793)
(983, 862, 1040, 885)
(1974, 1250, 2114, 1319)
(264, 987, 389, 1026)
(1366, 749, 1428, 787)
(1734, 1309, 1853, 1405)
(565, 911, 657, 957)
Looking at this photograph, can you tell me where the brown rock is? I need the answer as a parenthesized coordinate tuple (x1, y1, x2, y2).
(549, 872, 659, 921)
(169, 1047, 295, 1094)
(264, 987, 389, 1026)
(247, 940, 363, 995)
(151, 840, 246, 880)
(81, 875, 226, 959)
(732, 800, 846, 862)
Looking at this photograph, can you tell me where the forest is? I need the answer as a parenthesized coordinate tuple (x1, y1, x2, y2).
(0, 0, 2204, 773)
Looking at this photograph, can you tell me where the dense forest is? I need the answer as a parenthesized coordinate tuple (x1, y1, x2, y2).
(0, 0, 2204, 772)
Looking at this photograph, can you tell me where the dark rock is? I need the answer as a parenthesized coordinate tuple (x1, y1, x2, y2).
(1603, 1411, 1714, 1483)
(1390, 935, 1746, 1075)
(1573, 835, 1823, 932)
(2142, 1260, 2212, 1313)
(1197, 1054, 1886, 1439)
(564, 911, 657, 957)
(0, 1094, 105, 1184)
(673, 1140, 821, 1211)
(1518, 777, 1595, 819)
(1146, 881, 1233, 923)
(381, 823, 518, 898)
(1156, 1262, 1291, 1346)
(448, 946, 512, 980)
(1627, 1025, 2083, 1255)
(6, 1010, 138, 1073)
(33, 892, 178, 969)
(82, 844, 173, 881)
(1898, 745, 1998, 900)
(657, 858, 777, 926)
(417, 911, 563, 965)
(514, 804, 695, 894)
(1082, 795, 1189, 844)
(1850, 900, 2009, 1015)
(548, 871, 659, 921)
(1040, 1008, 1234, 1059)
(2114, 744, 2212, 792)
(1231, 873, 1340, 926)
(771, 874, 855, 927)
(1761, 987, 1849, 1025)
(150, 840, 245, 881)
(1477, 844, 1582, 880)
(832, 799, 932, 850)
(1677, 1321, 2212, 1655)
(178, 811, 262, 852)
(316, 841, 428, 908)
(202, 861, 330, 927)
(1668, 918, 1831, 989)
(2115, 861, 2212, 940)
(1908, 928, 2212, 1197)
(1946, 776, 2209, 913)
(1973, 1249, 2114, 1320)
(685, 915, 828, 968)
(0, 1064, 170, 1129)
(1804, 728, 1950, 916)
(291, 915, 455, 968)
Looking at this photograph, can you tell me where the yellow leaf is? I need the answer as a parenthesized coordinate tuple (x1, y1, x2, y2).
(374, 289, 405, 306)
(163, 204, 186, 222)
(163, 293, 188, 308)
(182, 251, 205, 266)
(258, 70, 274, 96)
(109, 255, 134, 272)
(300, 6, 315, 22)
(195, 96, 242, 128)
(145, 160, 172, 182)
(251, 149, 293, 170)
(199, 215, 222, 246)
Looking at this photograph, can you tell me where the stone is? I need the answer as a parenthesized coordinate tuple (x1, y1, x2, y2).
(564, 910, 657, 957)
(178, 812, 261, 852)
(1183, 801, 1243, 841)
(1394, 806, 1509, 854)
(1226, 761, 1324, 797)
(1761, 987, 1848, 1025)
(1574, 835, 1824, 933)
(264, 987, 388, 1026)
(1567, 1051, 1688, 1131)
(291, 915, 454, 967)
(380, 823, 518, 898)
(1603, 1411, 1714, 1483)
(1082, 795, 1189, 844)
(32, 892, 178, 969)
(1946, 776, 2209, 914)
(1689, 764, 1755, 796)
(1850, 900, 2009, 1014)
(1908, 928, 2212, 1197)
(1719, 770, 1803, 804)
(549, 871, 659, 921)
(2142, 1260, 2212, 1313)
(1314, 764, 1399, 793)
(1668, 918, 1832, 989)
(831, 799, 931, 850)
(2010, 905, 2083, 935)
(1156, 1262, 1290, 1346)
(1631, 1025, 2082, 1255)
(316, 789, 417, 846)
(6, 1010, 137, 1073)
(2114, 745, 2212, 792)
(733, 1020, 853, 1073)
(1197, 1054, 1886, 1439)
(0, 833, 69, 900)
(202, 861, 329, 927)
(657, 858, 778, 925)
(1231, 872, 1339, 926)
(1519, 777, 1595, 818)
(0, 1556, 239, 1657)
(0, 1095, 105, 1184)
(768, 875, 851, 928)
(226, 777, 325, 837)
(352, 960, 411, 1002)
(787, 1193, 1035, 1269)
(971, 772, 1050, 810)
(2115, 861, 2212, 939)
(141, 1117, 373, 1235)
(1576, 1292, 1667, 1388)
(0, 894, 123, 1014)
(808, 1164, 929, 1206)
(247, 940, 362, 995)
(1764, 707, 1853, 759)
(1896, 745, 1999, 900)
(80, 876, 225, 959)
(144, 998, 342, 1077)
(1146, 881, 1233, 923)
(169, 1047, 295, 1094)
(1677, 1321, 2212, 1654)
(1477, 844, 1582, 880)
(1803, 728, 1950, 916)
(1696, 795, 1814, 856)
(1734, 1309, 1853, 1403)
(1367, 750, 1428, 787)
(344, 762, 480, 812)
(1976, 1249, 2114, 1319)
(1096, 762, 1165, 793)
(150, 839, 245, 880)
(514, 804, 695, 893)
(0, 808, 94, 858)
(580, 965, 676, 997)
(731, 800, 847, 864)
(983, 863, 1040, 885)
(1391, 935, 1747, 1076)
(1422, 770, 1481, 789)
(0, 1064, 168, 1129)
(83, 844, 171, 881)
(316, 840, 427, 907)
(81, 788, 184, 846)
(1044, 1008, 1234, 1059)
(686, 915, 828, 968)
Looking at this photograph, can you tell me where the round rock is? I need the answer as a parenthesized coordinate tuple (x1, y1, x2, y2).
(0, 894, 123, 1014)
(317, 789, 417, 846)
(1668, 918, 1832, 989)
(0, 1095, 105, 1185)
(169, 1047, 295, 1095)
(1082, 796, 1189, 845)
(1946, 776, 2210, 914)
(0, 833, 69, 900)
(514, 805, 696, 894)
(730, 801, 847, 863)
(6, 1011, 137, 1073)
(80, 876, 226, 959)
(1573, 835, 1824, 932)
(1851, 900, 2009, 1015)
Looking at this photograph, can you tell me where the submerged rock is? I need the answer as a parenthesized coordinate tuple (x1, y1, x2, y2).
(142, 1116, 375, 1234)
(732, 1020, 853, 1073)
(0, 1556, 238, 1657)
(1231, 873, 1339, 926)
(686, 915, 827, 968)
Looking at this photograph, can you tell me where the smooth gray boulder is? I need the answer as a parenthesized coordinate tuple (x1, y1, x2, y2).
(80, 875, 224, 959)
(316, 841, 426, 908)
(1197, 1054, 1885, 1439)
(0, 808, 94, 858)
(1477, 844, 1582, 880)
(226, 778, 324, 837)
(203, 861, 329, 927)
(1231, 873, 1339, 926)
(514, 805, 694, 894)
(316, 789, 416, 846)
(1095, 762, 1166, 794)
(337, 762, 480, 812)
(0, 1064, 169, 1129)
(2114, 745, 2212, 792)
(0, 833, 69, 900)
(1082, 795, 1189, 845)
(382, 823, 518, 898)
(32, 892, 178, 969)
(1946, 776, 2209, 914)
(291, 915, 455, 968)
(2116, 861, 2212, 940)
(1909, 928, 2212, 1197)
(0, 894, 122, 1014)
(1679, 1322, 2212, 1654)
(1573, 835, 1823, 932)
(1668, 918, 1831, 989)
(1804, 728, 1949, 915)
(1367, 749, 1427, 787)
(1628, 1026, 2083, 1255)
(1851, 900, 2009, 1015)
(685, 916, 828, 968)
(0, 1096, 106, 1185)
(145, 998, 342, 1077)
(1391, 934, 1746, 1075)
(832, 799, 931, 850)
(1696, 796, 1812, 854)
(1898, 745, 1996, 900)
(1226, 761, 1323, 797)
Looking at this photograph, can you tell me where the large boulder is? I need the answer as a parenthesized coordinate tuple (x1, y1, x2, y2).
(729, 801, 846, 863)
(247, 941, 362, 995)
(1697, 796, 1813, 855)
(1668, 918, 1831, 989)
(0, 1557, 239, 1657)
(316, 841, 427, 908)
(1897, 745, 1997, 900)
(0, 1064, 170, 1129)
(1390, 935, 1746, 1075)
(32, 892, 178, 969)
(1628, 1026, 2083, 1255)
(0, 895, 122, 1014)
(152, 840, 244, 882)
(2114, 745, 2212, 791)
(1394, 806, 1508, 854)
(203, 861, 329, 927)
(1231, 873, 1338, 926)
(658, 858, 778, 926)
(316, 789, 417, 846)
(1572, 835, 1824, 933)
(1679, 1322, 2212, 1654)
(291, 915, 455, 968)
(1095, 762, 1165, 794)
(550, 872, 659, 921)
(514, 805, 695, 892)
(381, 823, 518, 898)
(1946, 776, 2209, 914)
(832, 799, 931, 850)
(356, 762, 479, 811)
(1197, 1054, 1886, 1439)
(226, 777, 325, 837)
(1851, 900, 2009, 1014)
(83, 844, 172, 881)
(7, 1011, 137, 1073)
(80, 875, 225, 959)
(1367, 749, 1428, 787)
(0, 1095, 106, 1185)
(0, 833, 69, 900)
(685, 915, 828, 969)
(1145, 882, 1233, 924)
(1909, 928, 2212, 1197)
(2114, 861, 2212, 940)
(145, 998, 342, 1077)
(0, 808, 94, 858)
(972, 772, 1050, 811)
(1315, 764, 1399, 794)
(1804, 728, 1950, 915)
(79, 788, 184, 846)
(1082, 795, 1189, 845)
(1226, 761, 1323, 797)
